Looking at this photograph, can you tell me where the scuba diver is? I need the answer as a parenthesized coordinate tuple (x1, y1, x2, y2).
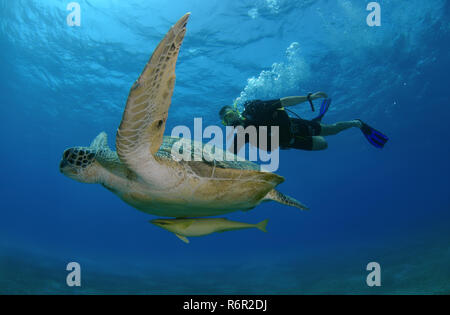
(219, 92, 389, 153)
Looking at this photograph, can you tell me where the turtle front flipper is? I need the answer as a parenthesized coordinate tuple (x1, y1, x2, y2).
(116, 13, 190, 184)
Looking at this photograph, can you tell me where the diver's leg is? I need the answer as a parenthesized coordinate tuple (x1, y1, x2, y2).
(319, 120, 362, 136)
(287, 118, 328, 151)
(288, 136, 328, 151)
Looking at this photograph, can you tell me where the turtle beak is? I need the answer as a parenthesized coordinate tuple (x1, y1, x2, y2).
(59, 158, 73, 174)
(60, 149, 72, 173)
(59, 160, 77, 176)
(59, 159, 68, 171)
(59, 149, 78, 176)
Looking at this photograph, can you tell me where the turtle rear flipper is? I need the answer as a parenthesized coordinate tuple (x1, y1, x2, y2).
(264, 189, 309, 210)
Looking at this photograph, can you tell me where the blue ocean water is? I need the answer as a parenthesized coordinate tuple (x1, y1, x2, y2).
(1, 0, 449, 294)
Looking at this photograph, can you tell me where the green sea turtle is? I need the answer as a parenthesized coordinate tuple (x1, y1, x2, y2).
(59, 13, 308, 218)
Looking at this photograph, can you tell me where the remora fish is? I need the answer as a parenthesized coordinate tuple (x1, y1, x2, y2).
(151, 218, 268, 243)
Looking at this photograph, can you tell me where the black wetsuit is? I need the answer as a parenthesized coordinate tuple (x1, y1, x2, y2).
(230, 99, 322, 152)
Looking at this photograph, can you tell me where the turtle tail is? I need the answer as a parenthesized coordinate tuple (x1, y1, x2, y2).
(264, 189, 309, 211)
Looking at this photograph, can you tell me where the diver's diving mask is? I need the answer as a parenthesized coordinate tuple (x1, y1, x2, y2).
(222, 109, 242, 126)
(221, 102, 243, 126)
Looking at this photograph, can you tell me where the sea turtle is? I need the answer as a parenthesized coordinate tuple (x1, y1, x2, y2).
(59, 13, 308, 218)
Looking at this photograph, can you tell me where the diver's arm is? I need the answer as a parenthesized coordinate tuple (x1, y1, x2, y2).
(280, 92, 328, 107)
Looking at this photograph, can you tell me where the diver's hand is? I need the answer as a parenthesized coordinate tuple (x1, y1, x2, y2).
(311, 92, 328, 100)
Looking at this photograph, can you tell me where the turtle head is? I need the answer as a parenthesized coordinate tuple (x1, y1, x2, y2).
(59, 147, 100, 183)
